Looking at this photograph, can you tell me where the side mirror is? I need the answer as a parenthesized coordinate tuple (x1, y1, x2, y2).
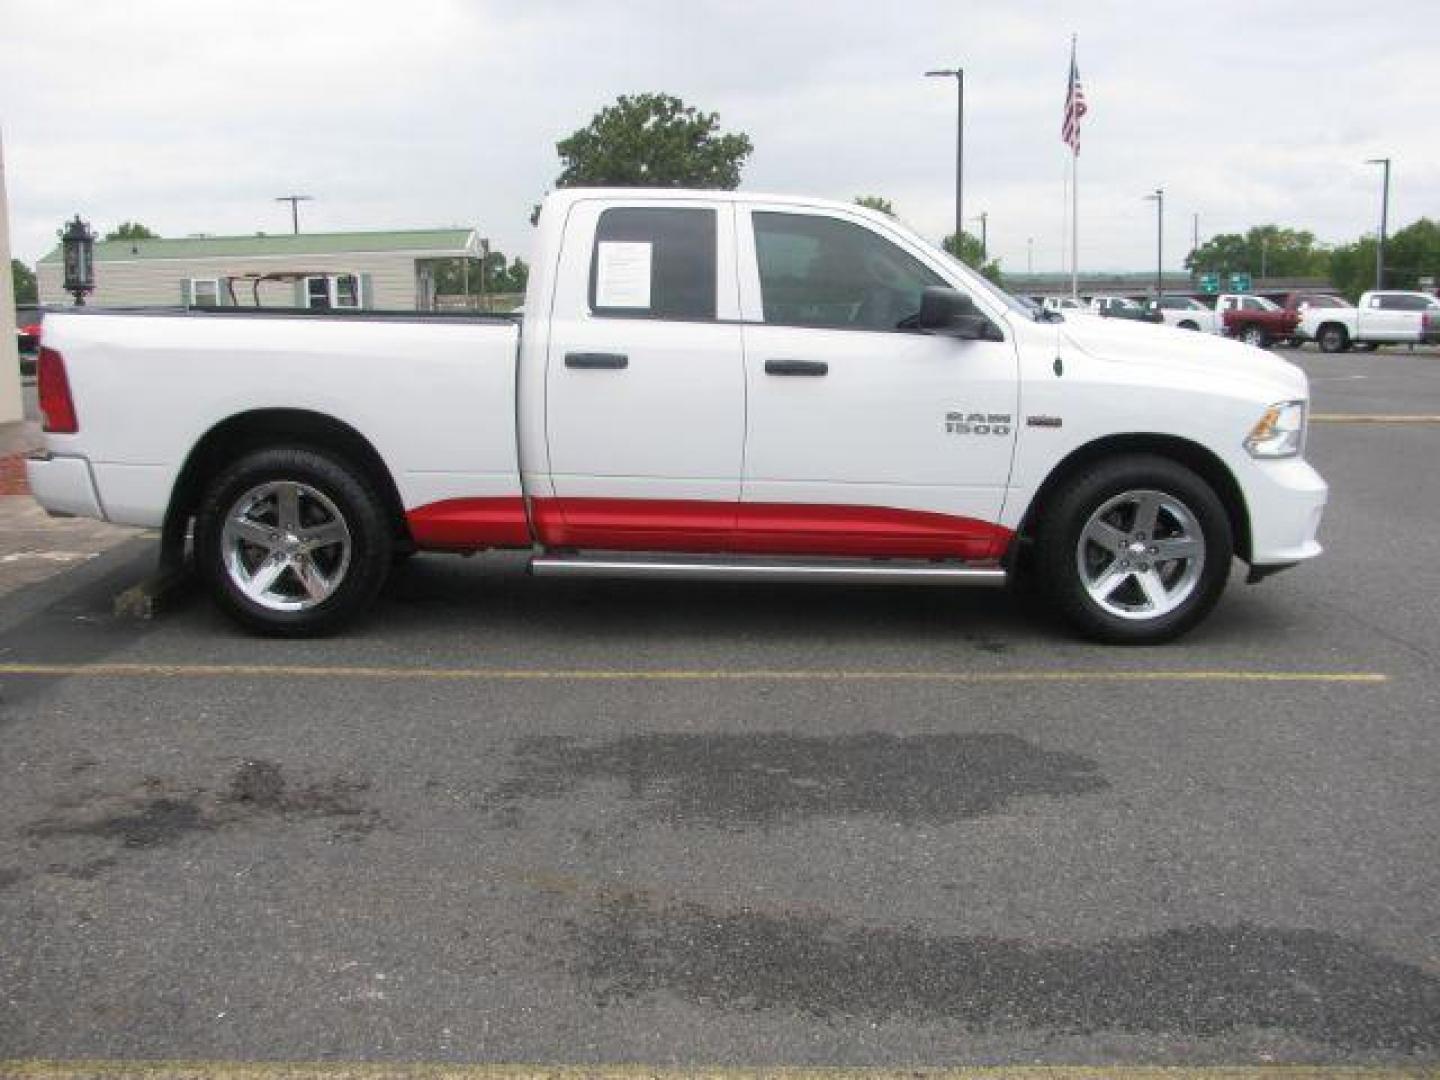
(916, 286, 1004, 341)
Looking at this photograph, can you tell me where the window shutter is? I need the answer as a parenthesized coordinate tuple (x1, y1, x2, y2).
(360, 273, 374, 310)
(181, 279, 194, 307)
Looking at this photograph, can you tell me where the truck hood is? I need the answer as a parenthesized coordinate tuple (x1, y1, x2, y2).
(1057, 313, 1308, 400)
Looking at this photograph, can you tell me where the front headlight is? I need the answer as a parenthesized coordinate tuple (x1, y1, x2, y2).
(1244, 400, 1307, 458)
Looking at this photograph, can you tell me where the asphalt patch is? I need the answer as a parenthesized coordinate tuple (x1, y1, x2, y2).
(23, 760, 381, 876)
(491, 732, 1107, 827)
(576, 894, 1440, 1053)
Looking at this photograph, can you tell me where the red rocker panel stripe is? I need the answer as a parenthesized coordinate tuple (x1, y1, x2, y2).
(733, 501, 1012, 559)
(406, 496, 1012, 560)
(405, 497, 532, 549)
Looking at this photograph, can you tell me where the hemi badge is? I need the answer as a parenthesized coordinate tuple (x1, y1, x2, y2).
(1027, 415, 1063, 428)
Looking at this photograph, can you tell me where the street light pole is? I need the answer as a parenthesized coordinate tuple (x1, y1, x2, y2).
(1365, 157, 1391, 290)
(925, 67, 964, 250)
(972, 212, 988, 261)
(275, 194, 314, 235)
(1144, 188, 1164, 297)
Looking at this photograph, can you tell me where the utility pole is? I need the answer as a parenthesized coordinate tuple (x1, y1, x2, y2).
(0, 130, 24, 423)
(275, 194, 314, 235)
(973, 212, 988, 261)
(1365, 158, 1391, 290)
(1145, 188, 1164, 297)
(925, 67, 964, 251)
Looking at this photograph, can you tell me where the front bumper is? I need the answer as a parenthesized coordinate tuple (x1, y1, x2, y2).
(25, 453, 106, 520)
(1243, 455, 1327, 567)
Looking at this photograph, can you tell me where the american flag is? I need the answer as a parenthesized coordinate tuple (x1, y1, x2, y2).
(1062, 45, 1087, 155)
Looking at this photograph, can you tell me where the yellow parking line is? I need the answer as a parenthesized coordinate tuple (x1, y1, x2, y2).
(1, 1064, 1432, 1080)
(1311, 413, 1440, 423)
(0, 662, 1388, 685)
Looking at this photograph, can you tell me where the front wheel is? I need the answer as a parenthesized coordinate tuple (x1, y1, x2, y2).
(1032, 455, 1233, 644)
(194, 446, 393, 636)
(1240, 326, 1268, 348)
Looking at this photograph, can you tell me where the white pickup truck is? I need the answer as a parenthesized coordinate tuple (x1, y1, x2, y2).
(1301, 290, 1440, 353)
(1151, 296, 1223, 335)
(29, 189, 1327, 643)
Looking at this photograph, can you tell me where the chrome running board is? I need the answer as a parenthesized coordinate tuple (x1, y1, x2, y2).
(529, 553, 1006, 586)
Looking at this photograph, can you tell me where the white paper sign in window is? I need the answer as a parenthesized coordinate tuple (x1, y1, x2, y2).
(595, 241, 653, 309)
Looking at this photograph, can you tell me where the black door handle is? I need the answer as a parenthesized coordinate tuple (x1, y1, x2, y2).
(765, 359, 829, 376)
(565, 352, 629, 370)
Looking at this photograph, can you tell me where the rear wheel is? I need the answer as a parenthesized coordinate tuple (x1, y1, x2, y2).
(1317, 324, 1350, 353)
(1032, 455, 1233, 644)
(1240, 326, 1268, 348)
(1178, 320, 1199, 331)
(195, 446, 392, 636)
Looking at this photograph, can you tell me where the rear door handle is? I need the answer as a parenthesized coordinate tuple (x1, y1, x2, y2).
(565, 352, 629, 370)
(764, 359, 828, 377)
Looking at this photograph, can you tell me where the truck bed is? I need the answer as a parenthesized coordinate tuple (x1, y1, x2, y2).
(32, 307, 524, 532)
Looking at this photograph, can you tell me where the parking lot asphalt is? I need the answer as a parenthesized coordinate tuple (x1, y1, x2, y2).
(1, 347, 1438, 1072)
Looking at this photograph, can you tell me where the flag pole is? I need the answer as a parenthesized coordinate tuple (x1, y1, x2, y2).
(1061, 160, 1070, 283)
(1071, 143, 1079, 298)
(1069, 33, 1079, 299)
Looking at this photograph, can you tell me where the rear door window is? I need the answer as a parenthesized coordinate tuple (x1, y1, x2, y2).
(589, 207, 717, 321)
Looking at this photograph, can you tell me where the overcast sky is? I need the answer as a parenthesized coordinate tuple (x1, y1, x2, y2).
(3, 0, 1435, 275)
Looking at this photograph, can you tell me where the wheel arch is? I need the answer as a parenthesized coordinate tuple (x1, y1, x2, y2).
(1015, 433, 1252, 563)
(163, 409, 411, 565)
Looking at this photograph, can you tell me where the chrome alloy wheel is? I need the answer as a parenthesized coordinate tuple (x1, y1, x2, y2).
(220, 481, 352, 612)
(1075, 489, 1205, 621)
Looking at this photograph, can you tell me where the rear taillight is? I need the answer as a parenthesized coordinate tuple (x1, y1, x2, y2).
(37, 346, 79, 433)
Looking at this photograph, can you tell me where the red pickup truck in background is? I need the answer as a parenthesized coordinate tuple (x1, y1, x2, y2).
(1217, 294, 1301, 349)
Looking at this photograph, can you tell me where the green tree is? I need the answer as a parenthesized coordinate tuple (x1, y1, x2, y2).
(1326, 237, 1378, 301)
(854, 195, 895, 216)
(10, 258, 37, 305)
(554, 92, 753, 189)
(431, 249, 530, 301)
(104, 221, 159, 241)
(1384, 217, 1440, 291)
(942, 230, 1003, 285)
(1184, 225, 1328, 279)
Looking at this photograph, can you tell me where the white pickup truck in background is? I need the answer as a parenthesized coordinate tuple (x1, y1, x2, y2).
(29, 189, 1327, 643)
(1302, 290, 1440, 353)
(1152, 296, 1223, 334)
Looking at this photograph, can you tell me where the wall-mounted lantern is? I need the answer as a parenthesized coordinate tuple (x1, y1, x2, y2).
(60, 215, 96, 305)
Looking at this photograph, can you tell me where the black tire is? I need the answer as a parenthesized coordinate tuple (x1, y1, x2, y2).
(1178, 320, 1199, 331)
(1240, 325, 1268, 348)
(1317, 324, 1349, 353)
(194, 446, 392, 636)
(1031, 455, 1233, 644)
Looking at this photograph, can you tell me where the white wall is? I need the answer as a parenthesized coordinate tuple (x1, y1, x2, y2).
(37, 250, 431, 310)
(0, 132, 24, 424)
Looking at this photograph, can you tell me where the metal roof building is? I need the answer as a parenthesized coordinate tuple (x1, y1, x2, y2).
(36, 228, 482, 311)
